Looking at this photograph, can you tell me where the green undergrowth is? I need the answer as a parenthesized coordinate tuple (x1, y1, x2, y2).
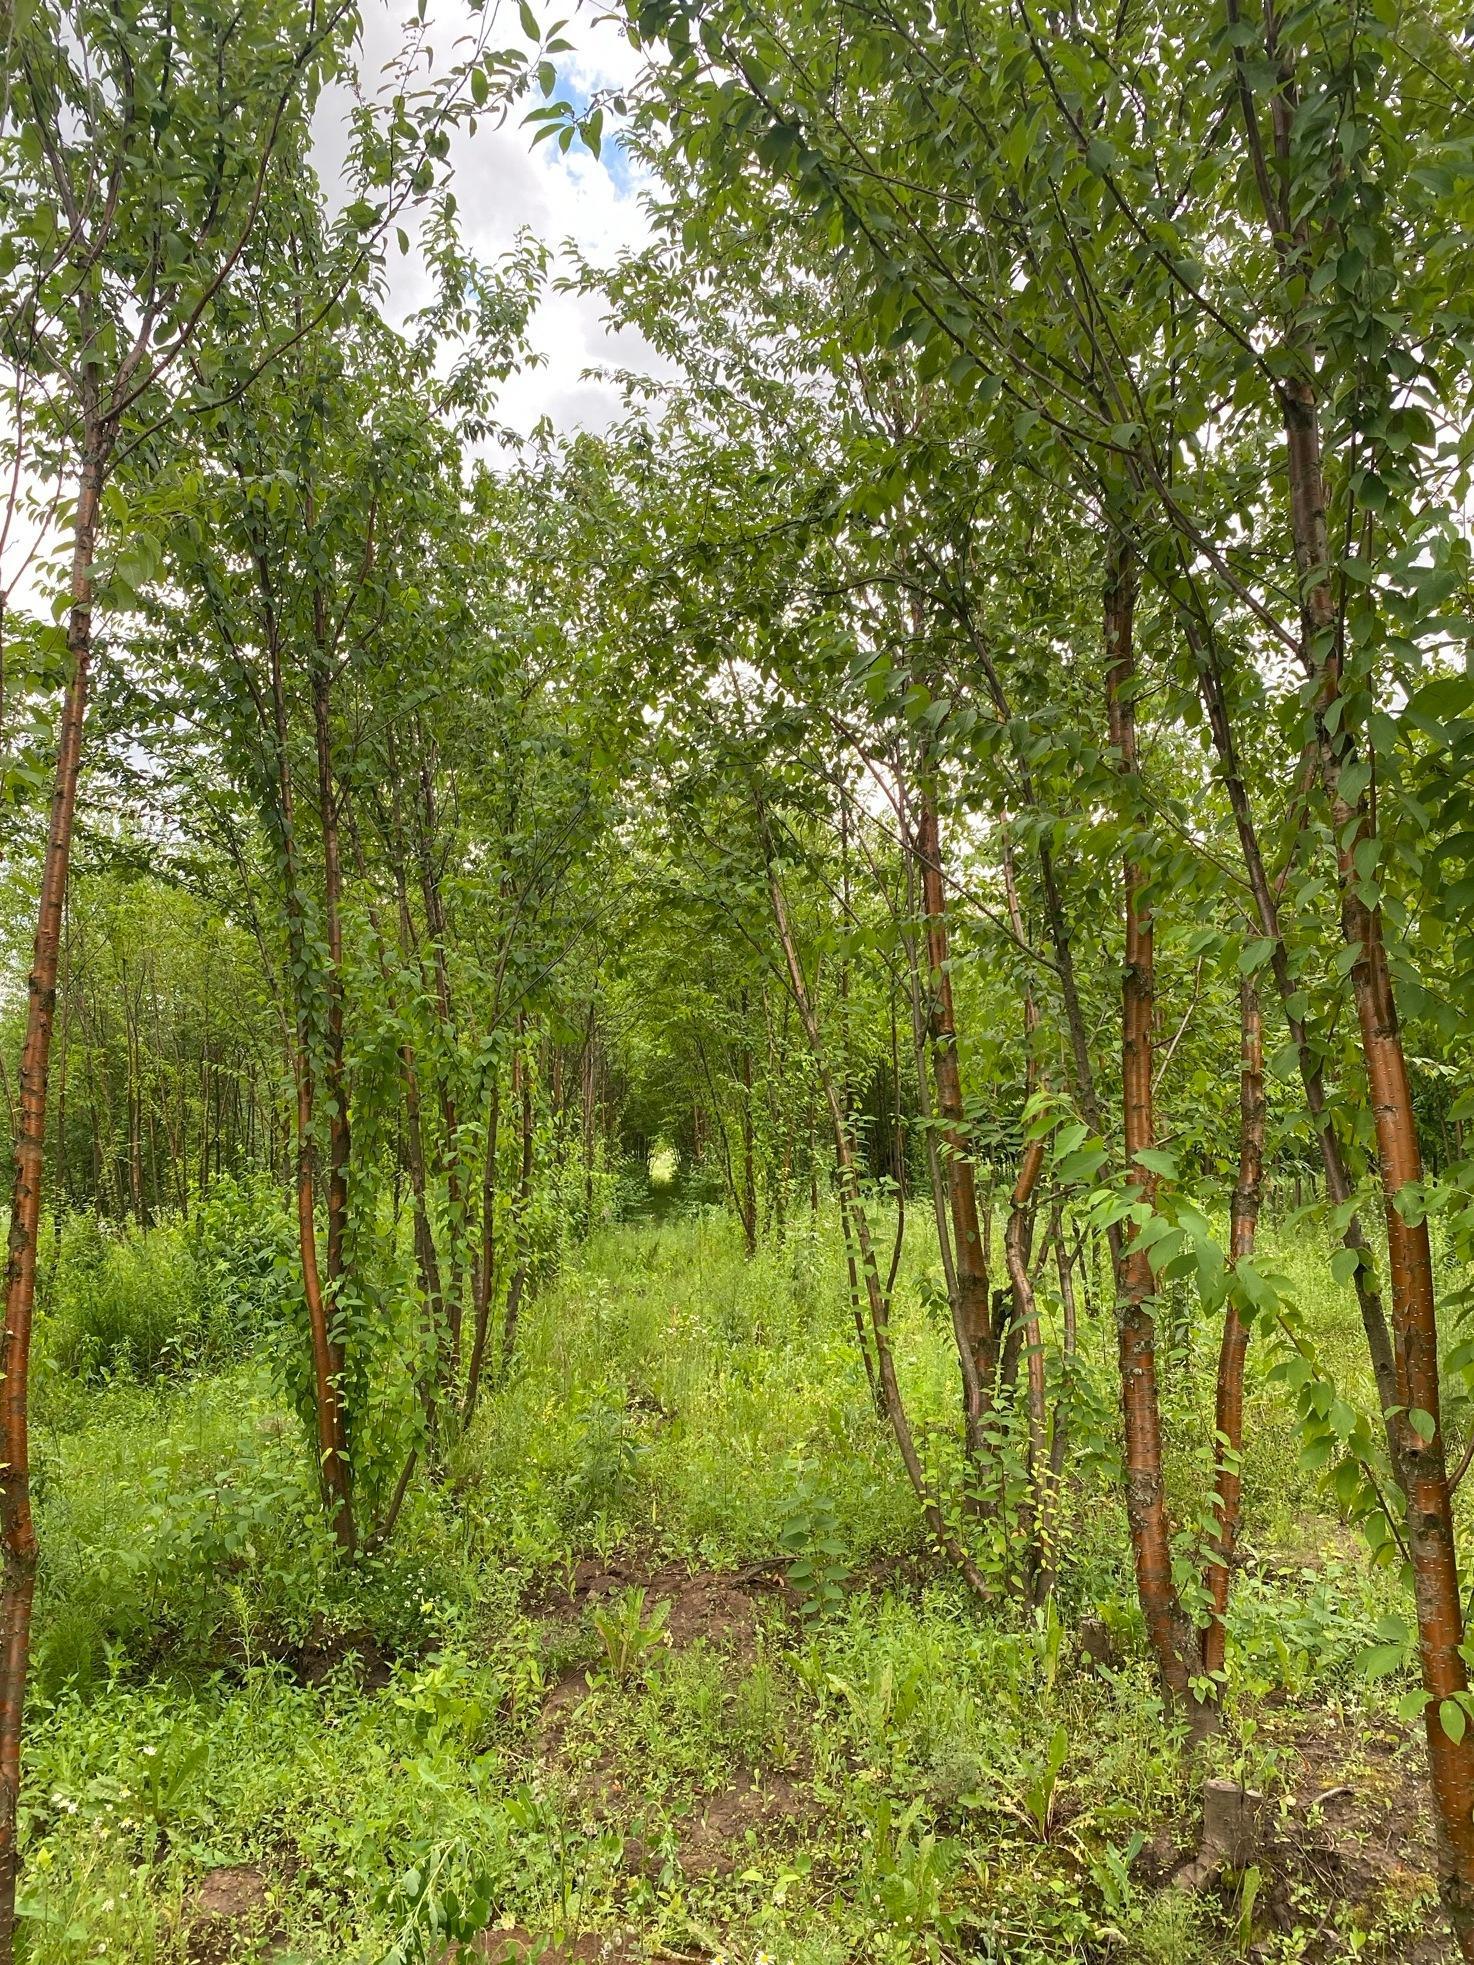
(20, 1205, 1451, 1962)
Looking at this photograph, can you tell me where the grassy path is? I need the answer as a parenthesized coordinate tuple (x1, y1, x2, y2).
(20, 1213, 1450, 1962)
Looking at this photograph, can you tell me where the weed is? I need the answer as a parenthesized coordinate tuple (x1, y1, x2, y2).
(777, 1457, 851, 1619)
(589, 1587, 670, 1683)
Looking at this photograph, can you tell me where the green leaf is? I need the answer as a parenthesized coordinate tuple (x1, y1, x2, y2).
(1357, 1641, 1406, 1679)
(1330, 1246, 1360, 1287)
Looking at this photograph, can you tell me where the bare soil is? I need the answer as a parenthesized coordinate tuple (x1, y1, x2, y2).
(184, 1864, 279, 1964)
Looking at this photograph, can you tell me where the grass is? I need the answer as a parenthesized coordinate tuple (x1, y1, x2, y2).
(18, 1197, 1455, 1962)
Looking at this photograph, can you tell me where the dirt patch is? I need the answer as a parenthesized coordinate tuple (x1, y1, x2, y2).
(671, 1768, 808, 1879)
(538, 1663, 594, 1757)
(841, 1549, 937, 1603)
(536, 1555, 784, 1663)
(184, 1865, 278, 1964)
(1146, 1708, 1451, 1959)
(211, 1620, 396, 1692)
(1250, 1711, 1449, 1958)
(295, 1626, 393, 1690)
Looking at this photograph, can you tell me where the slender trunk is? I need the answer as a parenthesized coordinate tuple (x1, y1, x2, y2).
(1216, 51, 1474, 1917)
(402, 1037, 445, 1390)
(908, 1004, 969, 1408)
(1048, 1213, 1079, 1494)
(311, 654, 351, 1314)
(52, 922, 70, 1210)
(764, 822, 989, 1600)
(388, 729, 466, 1382)
(888, 983, 907, 1199)
(914, 774, 994, 1450)
(272, 642, 352, 1550)
(1282, 361, 1474, 1943)
(1104, 545, 1203, 1720)
(126, 990, 144, 1219)
(1001, 822, 1048, 1449)
(1201, 979, 1265, 1681)
(1191, 632, 1403, 1481)
(0, 426, 109, 1952)
(1004, 1135, 1050, 1595)
(582, 1019, 597, 1232)
(837, 1178, 884, 1411)
(738, 1004, 757, 1256)
(497, 1030, 535, 1382)
(462, 1070, 502, 1429)
(900, 784, 984, 1445)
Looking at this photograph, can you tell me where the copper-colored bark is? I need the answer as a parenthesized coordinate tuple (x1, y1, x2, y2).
(270, 640, 352, 1550)
(1221, 11, 1474, 1913)
(1191, 631, 1404, 1480)
(1103, 546, 1202, 1719)
(0, 431, 109, 1950)
(1201, 979, 1264, 1680)
(1284, 360, 1474, 1945)
(915, 782, 994, 1452)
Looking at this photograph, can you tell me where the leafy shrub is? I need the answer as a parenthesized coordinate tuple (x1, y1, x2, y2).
(36, 1180, 295, 1388)
(588, 1587, 670, 1683)
(556, 1389, 649, 1533)
(778, 1457, 851, 1618)
(728, 1653, 798, 1767)
(189, 1174, 298, 1355)
(38, 1213, 206, 1382)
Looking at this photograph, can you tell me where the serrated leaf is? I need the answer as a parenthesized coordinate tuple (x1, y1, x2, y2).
(1357, 1640, 1406, 1678)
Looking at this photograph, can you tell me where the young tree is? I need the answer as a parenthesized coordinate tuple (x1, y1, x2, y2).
(0, 3, 352, 1940)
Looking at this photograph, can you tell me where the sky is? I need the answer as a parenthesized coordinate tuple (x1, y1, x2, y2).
(0, 2, 661, 617)
(315, 0, 662, 439)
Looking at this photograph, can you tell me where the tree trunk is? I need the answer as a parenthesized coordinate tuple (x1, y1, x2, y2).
(0, 425, 109, 1954)
(1048, 1212, 1079, 1495)
(913, 775, 994, 1453)
(311, 654, 351, 1326)
(1201, 978, 1265, 1681)
(413, 749, 468, 1373)
(1103, 544, 1204, 1722)
(764, 817, 991, 1601)
(462, 1070, 502, 1429)
(1004, 1134, 1050, 1596)
(837, 1178, 884, 1410)
(1191, 632, 1404, 1484)
(738, 1003, 757, 1256)
(273, 642, 352, 1551)
(1283, 365, 1474, 1945)
(901, 829, 981, 1444)
(497, 1029, 535, 1382)
(1216, 53, 1474, 1914)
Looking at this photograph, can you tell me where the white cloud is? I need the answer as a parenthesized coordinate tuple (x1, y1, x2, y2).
(2, 5, 663, 615)
(318, 0, 663, 440)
